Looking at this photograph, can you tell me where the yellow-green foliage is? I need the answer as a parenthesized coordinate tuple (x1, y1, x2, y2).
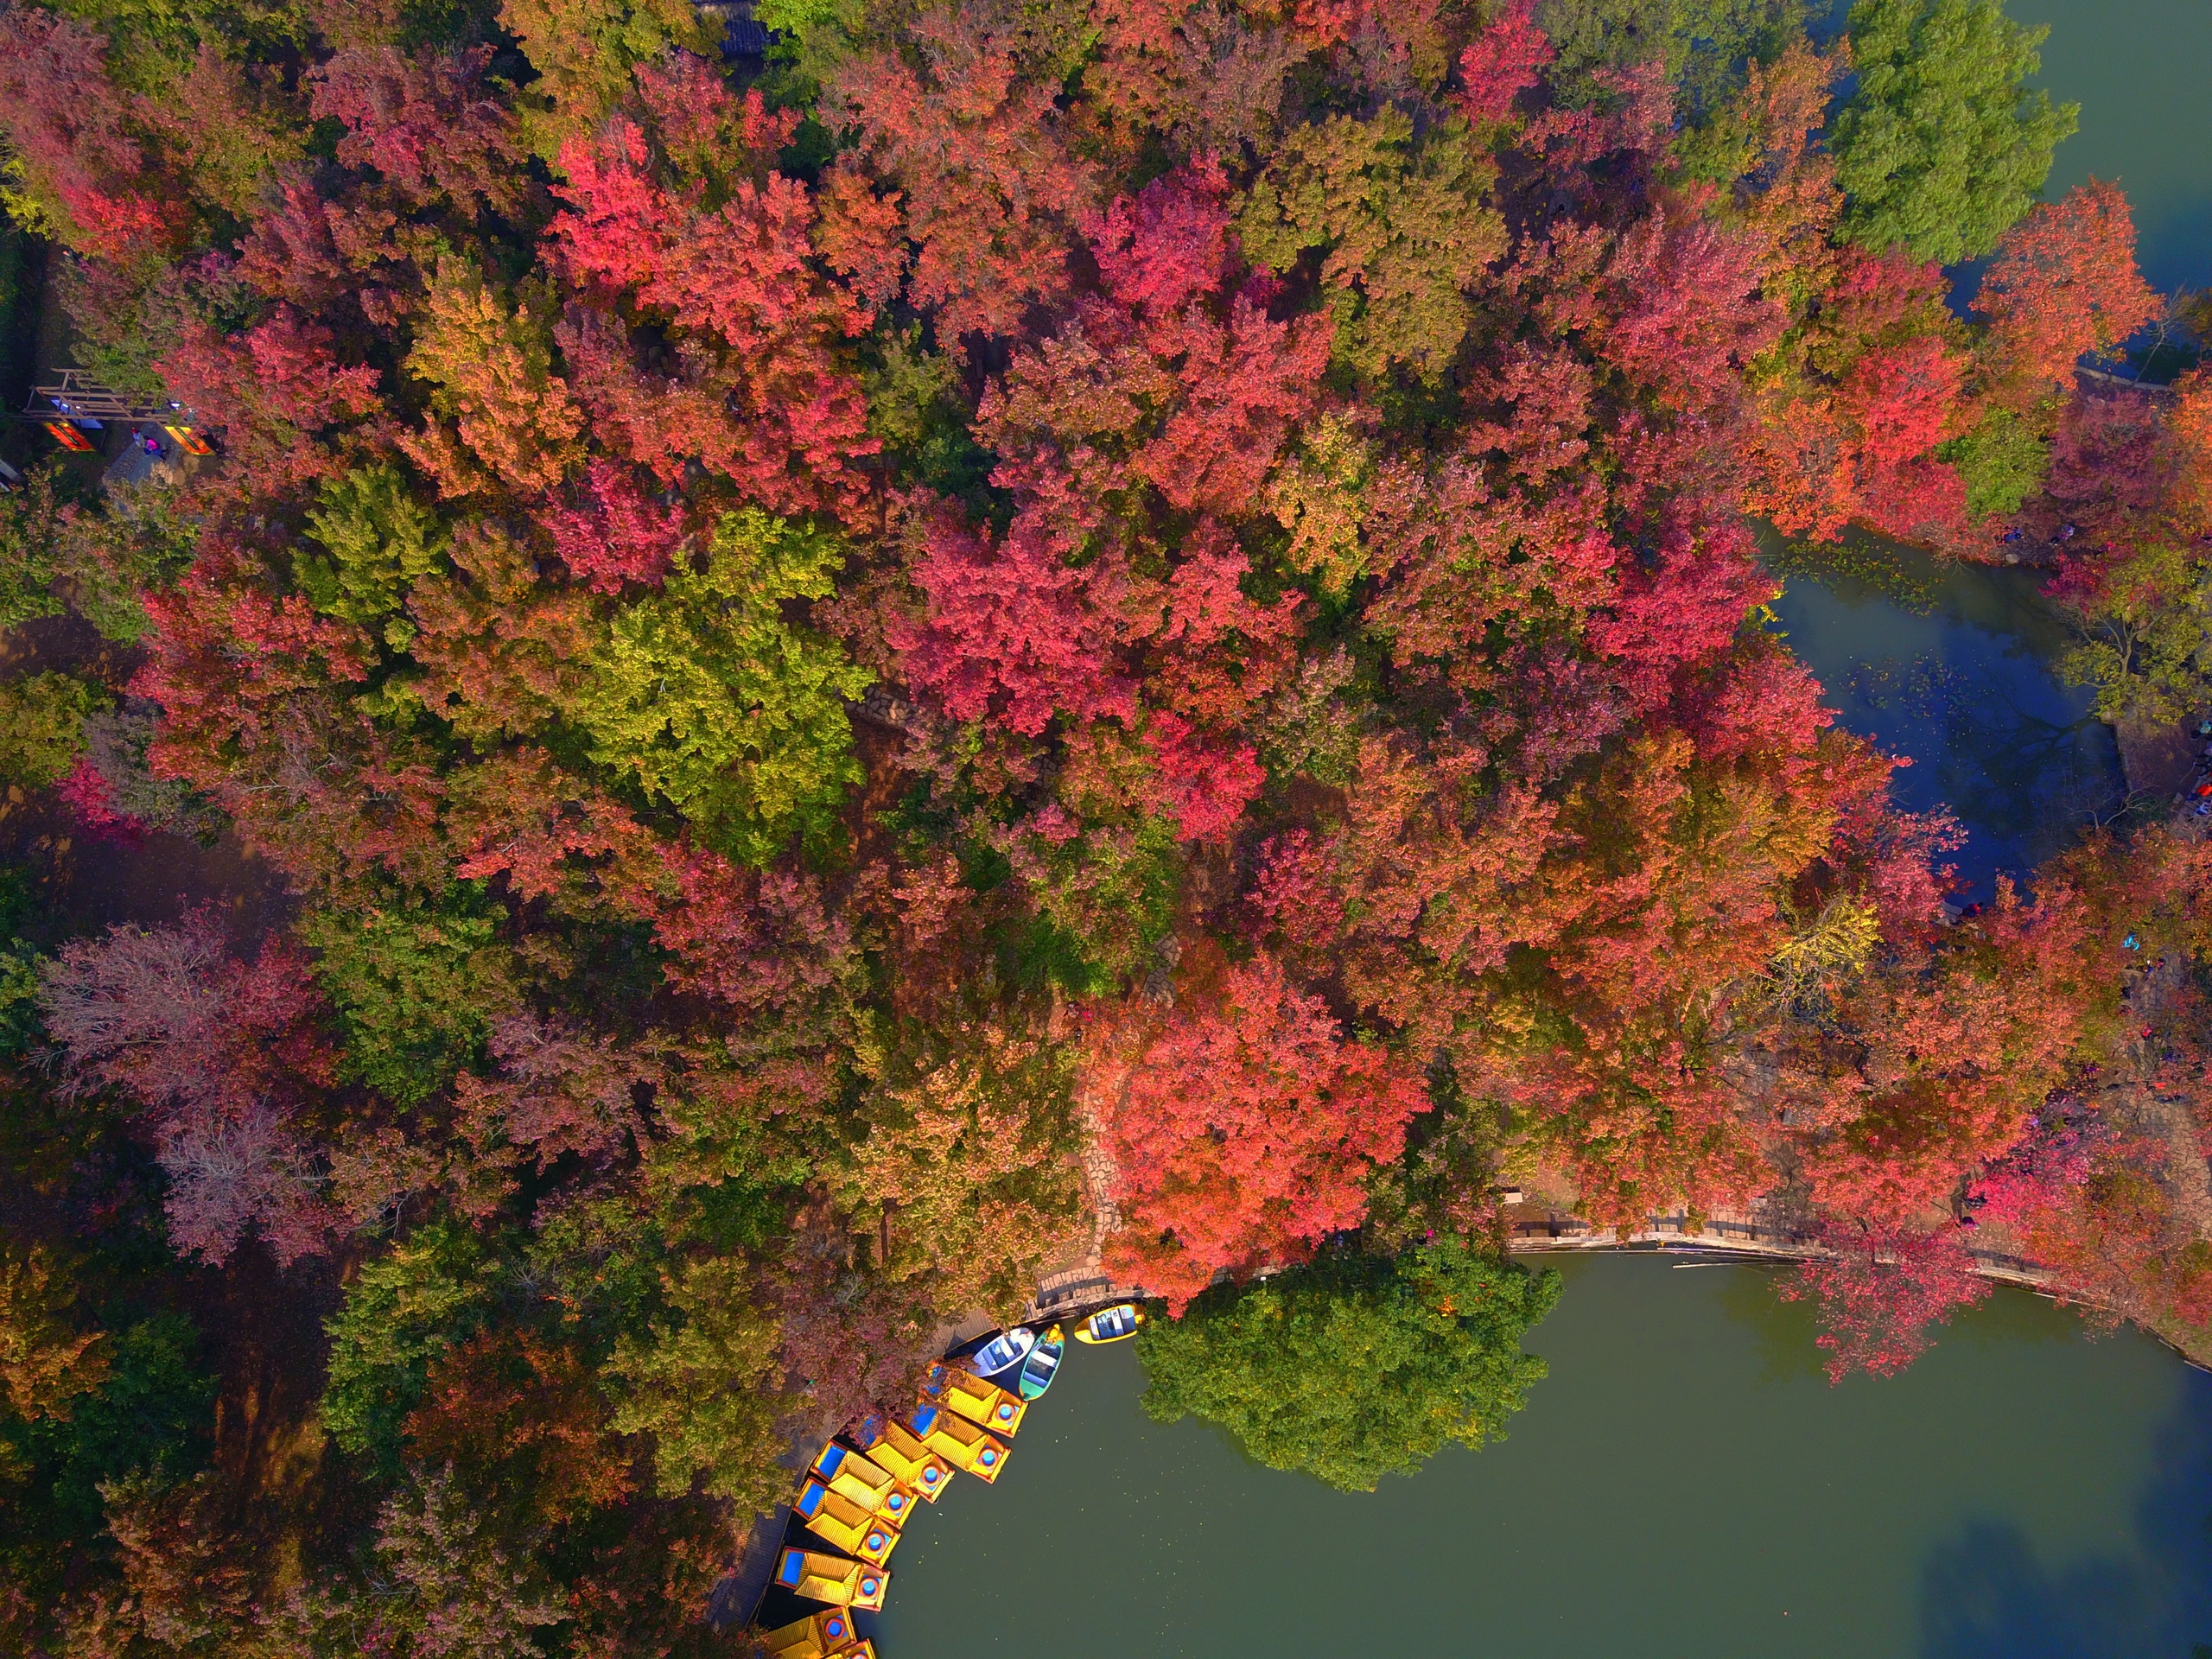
(302, 892, 520, 1108)
(606, 1257, 788, 1516)
(296, 464, 448, 650)
(1765, 893, 1881, 1007)
(0, 1243, 108, 1424)
(571, 508, 874, 864)
(499, 0, 715, 161)
(1238, 109, 1505, 385)
(1267, 412, 1379, 597)
(0, 673, 108, 788)
(842, 1020, 1084, 1319)
(1829, 0, 2078, 264)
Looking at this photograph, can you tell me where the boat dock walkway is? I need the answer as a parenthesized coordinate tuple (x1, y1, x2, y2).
(1506, 1205, 2052, 1288)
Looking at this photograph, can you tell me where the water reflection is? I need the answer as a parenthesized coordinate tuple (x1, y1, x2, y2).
(1917, 1374, 2212, 1658)
(1711, 1258, 1829, 1385)
(1759, 528, 2126, 902)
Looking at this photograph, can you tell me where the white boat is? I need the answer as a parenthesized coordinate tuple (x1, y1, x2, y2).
(965, 1325, 1036, 1378)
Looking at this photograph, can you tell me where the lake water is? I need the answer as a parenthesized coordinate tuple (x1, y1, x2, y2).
(1761, 531, 2126, 904)
(868, 1256, 2212, 1658)
(2018, 0, 2212, 297)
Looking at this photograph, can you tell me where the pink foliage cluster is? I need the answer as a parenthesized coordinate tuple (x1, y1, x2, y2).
(35, 913, 337, 1264)
(539, 458, 683, 593)
(1142, 712, 1263, 842)
(1456, 0, 1553, 125)
(549, 79, 878, 515)
(58, 756, 150, 846)
(308, 44, 524, 213)
(1967, 1103, 2104, 1231)
(1781, 1221, 1993, 1382)
(0, 10, 182, 260)
(895, 505, 1138, 735)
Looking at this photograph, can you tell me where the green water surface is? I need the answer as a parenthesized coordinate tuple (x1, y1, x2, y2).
(868, 1257, 2212, 1657)
(2019, 0, 2212, 296)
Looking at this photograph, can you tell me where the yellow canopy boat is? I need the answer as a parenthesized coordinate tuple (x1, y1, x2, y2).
(923, 1362, 1027, 1437)
(774, 1548, 889, 1611)
(1073, 1302, 1146, 1344)
(909, 1402, 1010, 1482)
(758, 1608, 868, 1659)
(794, 1478, 900, 1566)
(852, 1421, 954, 1501)
(809, 1441, 916, 1523)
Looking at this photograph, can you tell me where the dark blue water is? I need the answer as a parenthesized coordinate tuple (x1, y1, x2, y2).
(1762, 531, 2126, 903)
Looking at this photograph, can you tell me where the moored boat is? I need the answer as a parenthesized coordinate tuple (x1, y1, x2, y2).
(758, 1608, 868, 1659)
(851, 1420, 954, 1500)
(909, 1402, 1011, 1482)
(1016, 1324, 1065, 1399)
(774, 1548, 889, 1611)
(963, 1325, 1036, 1379)
(922, 1362, 1027, 1436)
(809, 1441, 913, 1522)
(1073, 1302, 1146, 1344)
(792, 1478, 900, 1566)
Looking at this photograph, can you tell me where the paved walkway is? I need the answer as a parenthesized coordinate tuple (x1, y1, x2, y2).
(1503, 1204, 2051, 1287)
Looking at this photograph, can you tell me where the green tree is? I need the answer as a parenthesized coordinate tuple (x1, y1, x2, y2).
(1537, 0, 1811, 120)
(1135, 1240, 1560, 1491)
(295, 464, 448, 652)
(302, 893, 518, 1109)
(1830, 0, 2078, 264)
(2056, 539, 2212, 726)
(0, 467, 64, 630)
(861, 322, 997, 510)
(498, 0, 714, 161)
(0, 672, 108, 788)
(0, 863, 44, 1059)
(54, 483, 203, 643)
(17, 1313, 215, 1529)
(571, 508, 874, 865)
(321, 1223, 499, 1479)
(1238, 110, 1504, 385)
(1937, 404, 2052, 519)
(606, 1256, 790, 1516)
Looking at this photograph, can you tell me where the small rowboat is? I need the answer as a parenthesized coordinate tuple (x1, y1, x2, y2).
(964, 1325, 1036, 1379)
(1016, 1324, 1065, 1399)
(1073, 1303, 1146, 1344)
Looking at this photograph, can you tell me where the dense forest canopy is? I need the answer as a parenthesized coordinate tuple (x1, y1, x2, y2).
(1, 0, 2210, 1646)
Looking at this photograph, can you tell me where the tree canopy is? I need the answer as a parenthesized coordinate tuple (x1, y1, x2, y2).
(1830, 0, 2079, 264)
(1137, 1242, 1561, 1491)
(0, 0, 2207, 1644)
